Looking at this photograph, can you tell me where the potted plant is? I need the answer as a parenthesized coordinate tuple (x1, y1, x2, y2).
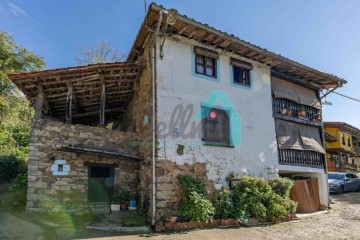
(313, 114, 321, 122)
(286, 106, 292, 116)
(128, 191, 138, 210)
(297, 106, 306, 118)
(119, 187, 129, 210)
(111, 186, 121, 212)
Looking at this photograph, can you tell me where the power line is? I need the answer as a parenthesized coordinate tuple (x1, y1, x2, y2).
(333, 91, 360, 103)
(0, 1, 77, 57)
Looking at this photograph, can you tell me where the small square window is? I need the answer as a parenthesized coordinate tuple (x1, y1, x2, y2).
(195, 54, 216, 78)
(58, 164, 63, 172)
(233, 66, 251, 87)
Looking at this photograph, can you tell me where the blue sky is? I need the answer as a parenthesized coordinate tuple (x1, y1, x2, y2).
(1, 0, 359, 128)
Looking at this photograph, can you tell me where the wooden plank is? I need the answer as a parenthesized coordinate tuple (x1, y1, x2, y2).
(35, 76, 52, 116)
(65, 84, 73, 123)
(34, 91, 44, 119)
(99, 70, 106, 126)
(290, 178, 320, 213)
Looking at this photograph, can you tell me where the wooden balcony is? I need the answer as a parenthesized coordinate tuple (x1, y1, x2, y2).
(273, 98, 322, 126)
(353, 146, 360, 156)
(279, 149, 325, 168)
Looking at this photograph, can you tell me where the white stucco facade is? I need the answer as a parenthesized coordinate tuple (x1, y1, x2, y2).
(155, 36, 280, 189)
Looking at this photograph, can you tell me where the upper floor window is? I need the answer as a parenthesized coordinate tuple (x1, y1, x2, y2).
(203, 107, 230, 146)
(347, 136, 352, 147)
(194, 47, 218, 78)
(231, 58, 252, 87)
(341, 134, 345, 145)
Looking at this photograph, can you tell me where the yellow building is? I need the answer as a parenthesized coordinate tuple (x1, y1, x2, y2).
(324, 122, 360, 173)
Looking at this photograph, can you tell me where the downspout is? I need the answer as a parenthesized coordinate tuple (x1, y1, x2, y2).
(151, 10, 163, 226)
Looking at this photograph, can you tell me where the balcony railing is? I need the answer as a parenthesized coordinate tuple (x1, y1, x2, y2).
(273, 98, 321, 120)
(279, 149, 325, 168)
(353, 146, 360, 156)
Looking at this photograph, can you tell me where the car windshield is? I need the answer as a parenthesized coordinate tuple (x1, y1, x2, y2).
(328, 173, 344, 180)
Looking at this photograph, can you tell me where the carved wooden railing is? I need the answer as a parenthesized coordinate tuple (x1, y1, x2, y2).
(278, 149, 325, 168)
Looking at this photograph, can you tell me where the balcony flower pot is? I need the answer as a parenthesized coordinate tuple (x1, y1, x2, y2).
(297, 107, 306, 118)
(285, 107, 292, 116)
(313, 116, 321, 122)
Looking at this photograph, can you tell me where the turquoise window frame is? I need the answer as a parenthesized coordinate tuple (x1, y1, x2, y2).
(230, 64, 253, 90)
(191, 47, 220, 82)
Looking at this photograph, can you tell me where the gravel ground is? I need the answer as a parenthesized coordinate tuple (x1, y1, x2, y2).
(1, 185, 359, 240)
(73, 192, 360, 240)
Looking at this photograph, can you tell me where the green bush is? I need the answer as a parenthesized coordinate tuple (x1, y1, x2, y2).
(0, 154, 27, 183)
(214, 188, 233, 219)
(232, 176, 297, 219)
(269, 177, 294, 197)
(232, 176, 270, 219)
(177, 174, 214, 222)
(9, 173, 28, 192)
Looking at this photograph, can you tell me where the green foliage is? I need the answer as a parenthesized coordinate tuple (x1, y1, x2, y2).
(0, 154, 27, 182)
(9, 173, 28, 192)
(214, 188, 233, 219)
(268, 177, 294, 198)
(177, 174, 207, 197)
(177, 174, 214, 222)
(113, 187, 129, 203)
(232, 176, 297, 219)
(0, 31, 45, 183)
(232, 176, 270, 218)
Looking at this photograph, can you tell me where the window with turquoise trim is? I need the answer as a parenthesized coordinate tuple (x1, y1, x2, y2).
(203, 107, 230, 146)
(195, 54, 217, 78)
(233, 65, 251, 87)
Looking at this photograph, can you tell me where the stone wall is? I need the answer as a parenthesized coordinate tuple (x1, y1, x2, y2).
(122, 34, 154, 215)
(155, 159, 215, 216)
(27, 118, 141, 212)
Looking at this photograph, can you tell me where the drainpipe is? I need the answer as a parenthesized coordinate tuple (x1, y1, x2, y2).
(151, 10, 163, 226)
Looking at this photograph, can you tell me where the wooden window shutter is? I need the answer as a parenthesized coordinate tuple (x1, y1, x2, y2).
(194, 46, 219, 59)
(230, 58, 253, 70)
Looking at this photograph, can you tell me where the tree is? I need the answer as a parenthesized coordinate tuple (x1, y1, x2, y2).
(0, 31, 45, 94)
(75, 41, 126, 65)
(0, 31, 46, 182)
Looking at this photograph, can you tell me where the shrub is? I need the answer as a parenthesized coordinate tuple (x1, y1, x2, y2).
(268, 177, 294, 197)
(214, 188, 233, 219)
(177, 174, 214, 222)
(232, 176, 297, 219)
(0, 154, 27, 183)
(232, 176, 271, 219)
(9, 173, 28, 192)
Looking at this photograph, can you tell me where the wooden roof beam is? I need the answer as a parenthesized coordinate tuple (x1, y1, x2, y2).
(35, 76, 52, 116)
(99, 70, 106, 126)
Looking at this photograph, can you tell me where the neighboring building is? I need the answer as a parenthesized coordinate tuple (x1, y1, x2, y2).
(324, 122, 360, 173)
(8, 3, 346, 222)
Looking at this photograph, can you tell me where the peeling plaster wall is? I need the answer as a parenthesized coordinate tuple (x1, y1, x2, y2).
(155, 36, 279, 194)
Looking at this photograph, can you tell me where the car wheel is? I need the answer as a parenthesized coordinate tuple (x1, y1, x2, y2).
(337, 186, 344, 195)
(358, 185, 360, 192)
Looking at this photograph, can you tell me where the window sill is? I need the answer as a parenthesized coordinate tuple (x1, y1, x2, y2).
(203, 142, 234, 148)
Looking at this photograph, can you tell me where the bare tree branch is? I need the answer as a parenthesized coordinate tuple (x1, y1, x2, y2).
(75, 41, 127, 65)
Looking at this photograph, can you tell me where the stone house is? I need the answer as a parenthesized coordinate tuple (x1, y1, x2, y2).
(9, 3, 346, 223)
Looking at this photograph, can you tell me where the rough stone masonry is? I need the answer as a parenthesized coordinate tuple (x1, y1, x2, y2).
(27, 118, 141, 213)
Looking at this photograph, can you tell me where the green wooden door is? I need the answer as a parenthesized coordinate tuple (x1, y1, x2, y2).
(88, 166, 114, 203)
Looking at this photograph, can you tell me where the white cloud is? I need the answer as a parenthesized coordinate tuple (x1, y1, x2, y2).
(8, 2, 26, 16)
